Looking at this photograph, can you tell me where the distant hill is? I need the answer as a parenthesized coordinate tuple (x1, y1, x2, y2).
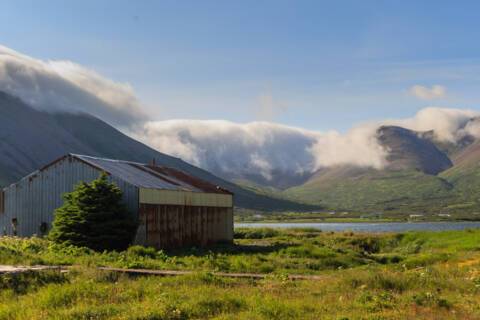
(437, 138, 480, 213)
(377, 126, 453, 174)
(285, 168, 456, 214)
(0, 91, 315, 211)
(284, 125, 480, 215)
(448, 139, 480, 168)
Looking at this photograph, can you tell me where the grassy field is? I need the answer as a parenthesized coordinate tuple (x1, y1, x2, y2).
(0, 228, 479, 319)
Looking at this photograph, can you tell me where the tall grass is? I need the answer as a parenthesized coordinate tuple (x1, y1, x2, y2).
(0, 228, 479, 274)
(0, 264, 477, 319)
(0, 229, 478, 319)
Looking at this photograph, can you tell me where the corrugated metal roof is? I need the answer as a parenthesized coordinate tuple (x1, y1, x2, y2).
(146, 165, 231, 194)
(72, 154, 230, 194)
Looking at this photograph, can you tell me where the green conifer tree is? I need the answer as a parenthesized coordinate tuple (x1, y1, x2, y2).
(49, 173, 137, 251)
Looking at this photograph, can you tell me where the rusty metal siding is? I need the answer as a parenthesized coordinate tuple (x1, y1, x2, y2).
(139, 203, 233, 249)
(0, 156, 139, 237)
(139, 188, 233, 207)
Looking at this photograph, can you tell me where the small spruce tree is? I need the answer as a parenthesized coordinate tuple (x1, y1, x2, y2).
(49, 173, 137, 251)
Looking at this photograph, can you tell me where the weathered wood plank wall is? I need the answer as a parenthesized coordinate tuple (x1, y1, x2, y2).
(139, 204, 233, 249)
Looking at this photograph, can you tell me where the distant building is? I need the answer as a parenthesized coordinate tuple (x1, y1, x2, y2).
(360, 212, 383, 219)
(409, 214, 424, 219)
(0, 154, 234, 249)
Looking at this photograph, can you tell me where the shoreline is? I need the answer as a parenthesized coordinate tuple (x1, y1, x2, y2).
(234, 220, 480, 233)
(235, 219, 480, 224)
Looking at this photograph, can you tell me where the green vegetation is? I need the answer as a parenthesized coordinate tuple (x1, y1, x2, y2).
(0, 228, 479, 319)
(49, 173, 137, 251)
(286, 170, 453, 214)
(440, 163, 480, 212)
(235, 210, 411, 223)
(282, 168, 480, 218)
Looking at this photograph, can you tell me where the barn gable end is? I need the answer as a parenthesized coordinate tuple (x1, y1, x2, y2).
(0, 155, 139, 236)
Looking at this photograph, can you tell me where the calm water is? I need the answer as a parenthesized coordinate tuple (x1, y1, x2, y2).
(235, 221, 480, 233)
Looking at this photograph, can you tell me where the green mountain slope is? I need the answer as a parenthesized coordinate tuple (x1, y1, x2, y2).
(435, 140, 480, 213)
(285, 168, 455, 214)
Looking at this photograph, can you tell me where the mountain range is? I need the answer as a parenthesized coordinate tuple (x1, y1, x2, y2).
(198, 118, 480, 216)
(3, 89, 480, 215)
(284, 124, 480, 215)
(0, 91, 314, 212)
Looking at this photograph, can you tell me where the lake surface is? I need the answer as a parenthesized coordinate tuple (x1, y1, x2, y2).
(235, 221, 480, 233)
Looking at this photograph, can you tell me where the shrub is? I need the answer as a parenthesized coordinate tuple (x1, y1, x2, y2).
(49, 173, 137, 251)
(127, 245, 158, 259)
(351, 237, 381, 254)
(0, 270, 67, 294)
(402, 253, 450, 269)
(412, 292, 451, 309)
(190, 295, 246, 318)
(234, 228, 280, 239)
(282, 244, 336, 259)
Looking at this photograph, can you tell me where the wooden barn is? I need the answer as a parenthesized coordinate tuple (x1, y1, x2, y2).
(0, 154, 234, 249)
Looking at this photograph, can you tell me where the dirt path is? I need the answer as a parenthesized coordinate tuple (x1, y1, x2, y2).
(0, 264, 325, 280)
(0, 265, 65, 274)
(98, 266, 325, 280)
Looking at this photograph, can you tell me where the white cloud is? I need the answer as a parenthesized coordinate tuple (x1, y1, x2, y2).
(135, 120, 320, 181)
(387, 107, 479, 142)
(250, 153, 274, 180)
(409, 84, 447, 100)
(309, 124, 388, 170)
(0, 45, 147, 126)
(135, 119, 389, 182)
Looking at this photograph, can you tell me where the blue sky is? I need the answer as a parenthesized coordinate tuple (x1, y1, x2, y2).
(2, 0, 480, 131)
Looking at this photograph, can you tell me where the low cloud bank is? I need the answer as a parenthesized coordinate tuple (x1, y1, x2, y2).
(0, 45, 146, 126)
(137, 108, 480, 181)
(137, 120, 319, 181)
(136, 120, 389, 181)
(387, 107, 480, 142)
